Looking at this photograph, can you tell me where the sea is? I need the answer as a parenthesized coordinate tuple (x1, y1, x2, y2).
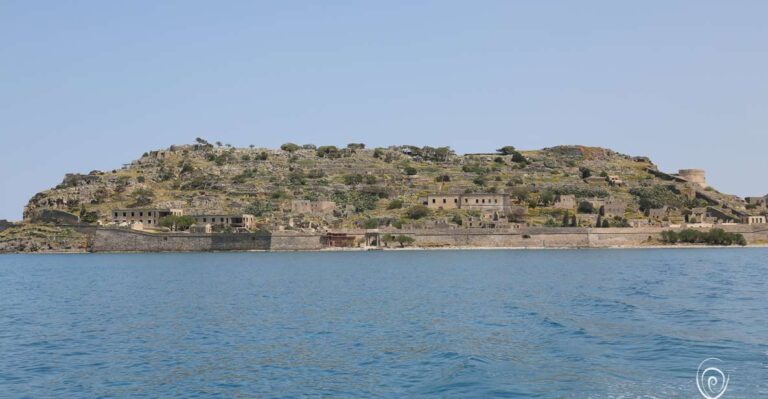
(1, 249, 766, 398)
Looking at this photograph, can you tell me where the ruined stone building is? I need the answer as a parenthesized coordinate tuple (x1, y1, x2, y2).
(553, 195, 576, 210)
(191, 214, 257, 230)
(424, 193, 508, 213)
(112, 208, 183, 226)
(599, 200, 626, 219)
(742, 215, 767, 224)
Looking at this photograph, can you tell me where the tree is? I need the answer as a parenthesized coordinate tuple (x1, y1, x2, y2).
(280, 143, 300, 153)
(435, 174, 451, 182)
(158, 215, 196, 231)
(302, 144, 317, 150)
(215, 141, 223, 147)
(373, 148, 385, 159)
(432, 147, 454, 162)
(347, 143, 366, 150)
(380, 233, 394, 247)
(395, 235, 415, 247)
(406, 205, 430, 219)
(497, 146, 516, 155)
(494, 157, 505, 164)
(580, 167, 592, 179)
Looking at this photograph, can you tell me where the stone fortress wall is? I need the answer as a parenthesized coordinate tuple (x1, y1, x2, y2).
(91, 225, 768, 252)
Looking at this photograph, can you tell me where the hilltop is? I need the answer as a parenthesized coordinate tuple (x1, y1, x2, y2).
(20, 140, 757, 233)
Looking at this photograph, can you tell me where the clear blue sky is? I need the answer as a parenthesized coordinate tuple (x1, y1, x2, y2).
(2, 1, 767, 220)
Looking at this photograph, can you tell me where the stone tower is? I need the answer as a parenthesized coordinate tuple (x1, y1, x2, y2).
(678, 169, 707, 188)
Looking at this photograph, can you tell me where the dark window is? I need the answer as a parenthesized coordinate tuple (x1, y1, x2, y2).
(114, 212, 118, 217)
(454, 199, 458, 203)
(123, 212, 126, 217)
(442, 199, 446, 203)
(139, 212, 143, 217)
(131, 212, 135, 217)
(432, 199, 436, 203)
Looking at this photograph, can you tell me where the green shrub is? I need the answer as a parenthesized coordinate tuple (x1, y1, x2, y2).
(660, 228, 746, 246)
(316, 146, 340, 158)
(343, 174, 364, 185)
(406, 205, 430, 219)
(387, 199, 404, 209)
(245, 200, 275, 216)
(630, 185, 683, 211)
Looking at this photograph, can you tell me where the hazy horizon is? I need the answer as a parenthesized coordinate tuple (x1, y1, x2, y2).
(2, 1, 767, 220)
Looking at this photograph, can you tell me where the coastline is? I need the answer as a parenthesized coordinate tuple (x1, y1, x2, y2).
(2, 243, 767, 255)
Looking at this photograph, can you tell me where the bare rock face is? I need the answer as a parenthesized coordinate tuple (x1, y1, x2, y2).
(58, 173, 102, 188)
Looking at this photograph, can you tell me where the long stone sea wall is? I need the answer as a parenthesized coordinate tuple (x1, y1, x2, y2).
(90, 225, 768, 252)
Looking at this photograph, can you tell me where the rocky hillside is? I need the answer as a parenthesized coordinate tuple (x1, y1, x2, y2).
(23, 140, 752, 229)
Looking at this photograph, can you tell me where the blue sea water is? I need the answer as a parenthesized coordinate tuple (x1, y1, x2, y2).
(0, 249, 766, 398)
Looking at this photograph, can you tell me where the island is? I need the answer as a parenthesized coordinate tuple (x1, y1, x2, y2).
(2, 140, 767, 253)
